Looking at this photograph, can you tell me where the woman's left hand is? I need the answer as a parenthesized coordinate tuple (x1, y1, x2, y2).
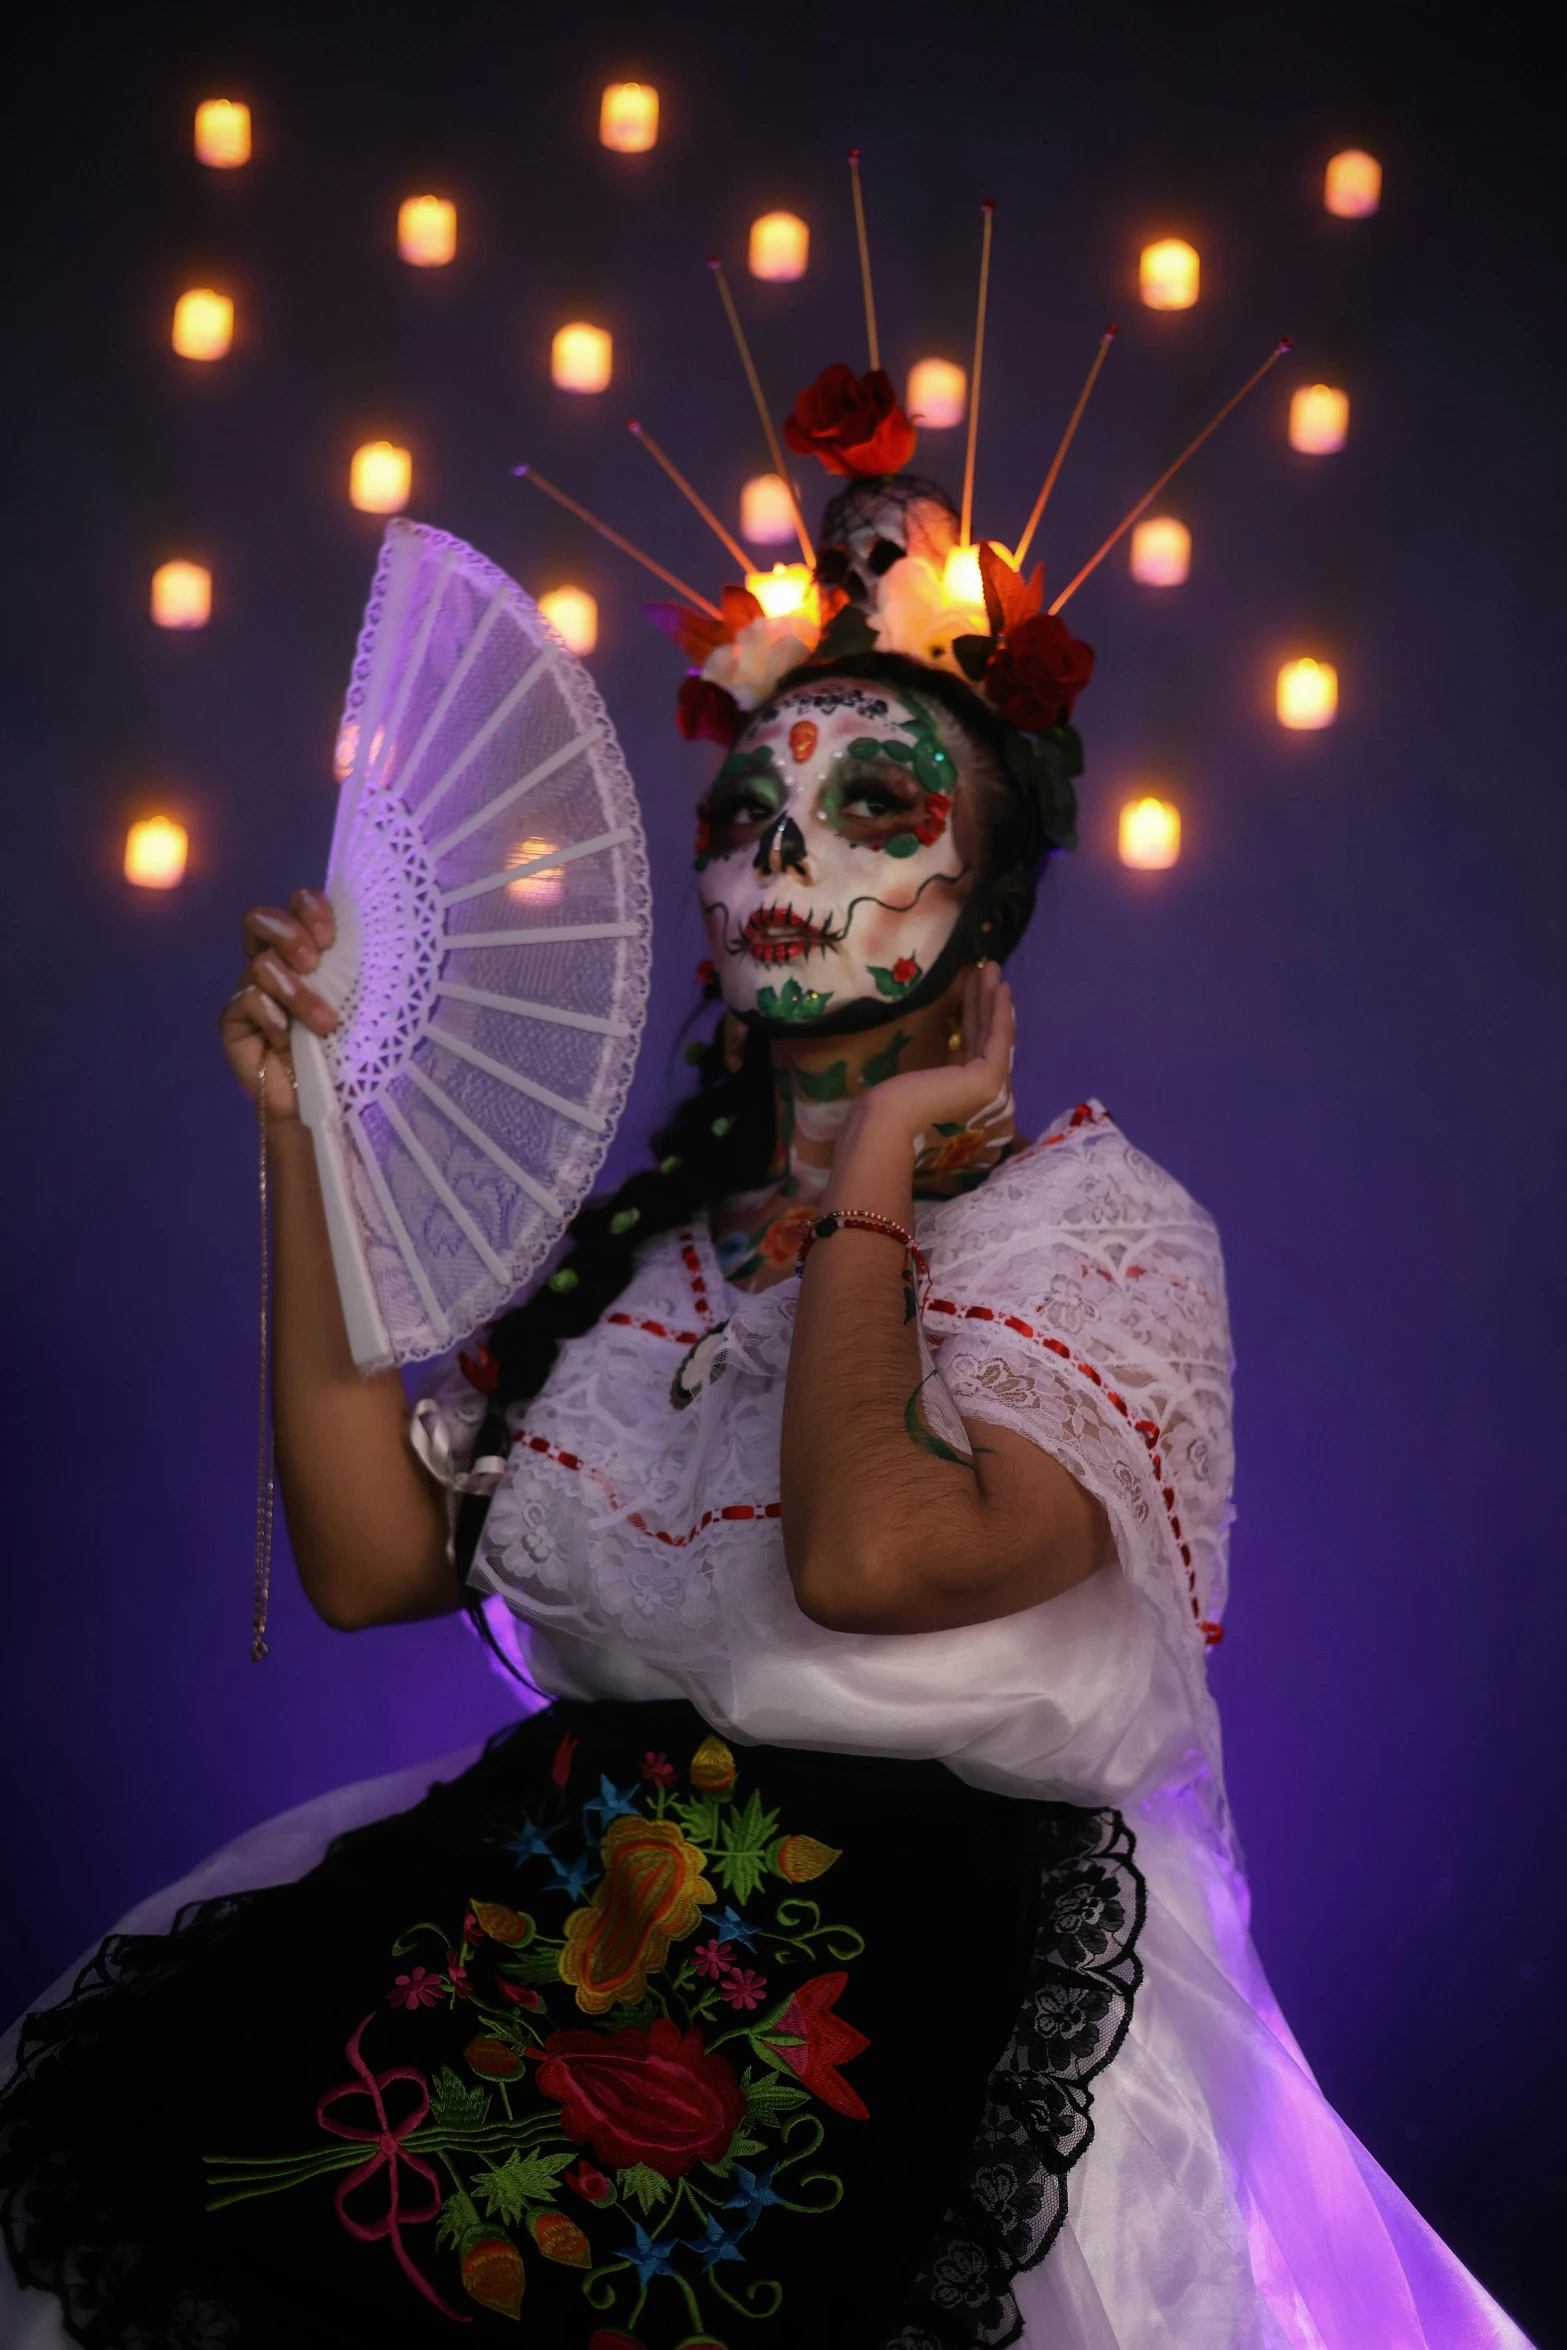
(846, 961, 1014, 1150)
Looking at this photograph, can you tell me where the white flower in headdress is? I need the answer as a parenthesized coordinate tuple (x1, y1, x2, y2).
(872, 552, 988, 679)
(701, 610, 820, 711)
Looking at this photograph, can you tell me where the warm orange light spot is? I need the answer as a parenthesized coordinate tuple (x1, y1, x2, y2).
(1119, 797, 1181, 869)
(125, 816, 188, 889)
(349, 441, 412, 514)
(551, 322, 612, 393)
(506, 837, 565, 903)
(1130, 517, 1191, 586)
(194, 100, 250, 168)
(333, 720, 359, 782)
(398, 195, 456, 266)
(151, 561, 212, 629)
(172, 289, 233, 360)
(906, 357, 967, 428)
(1139, 238, 1200, 310)
(538, 585, 598, 654)
(599, 82, 658, 152)
(748, 211, 809, 281)
(740, 473, 796, 546)
(1289, 384, 1349, 454)
(1277, 657, 1338, 729)
(1324, 149, 1382, 218)
(745, 562, 814, 619)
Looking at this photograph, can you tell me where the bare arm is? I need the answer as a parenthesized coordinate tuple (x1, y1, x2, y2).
(221, 891, 457, 1630)
(781, 965, 1115, 1634)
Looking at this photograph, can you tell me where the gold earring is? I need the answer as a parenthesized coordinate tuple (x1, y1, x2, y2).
(946, 1011, 964, 1055)
(722, 1011, 746, 1075)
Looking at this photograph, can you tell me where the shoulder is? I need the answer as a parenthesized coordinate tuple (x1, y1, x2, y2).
(928, 1101, 1219, 1251)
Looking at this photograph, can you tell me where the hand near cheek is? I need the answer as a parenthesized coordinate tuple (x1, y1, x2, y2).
(856, 963, 1016, 1147)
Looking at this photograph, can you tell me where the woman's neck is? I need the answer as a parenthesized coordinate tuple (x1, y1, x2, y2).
(766, 996, 962, 1201)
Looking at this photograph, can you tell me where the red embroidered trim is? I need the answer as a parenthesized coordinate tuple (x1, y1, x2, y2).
(601, 1229, 715, 1347)
(605, 1313, 705, 1345)
(514, 1431, 779, 1550)
(924, 1296, 1222, 1649)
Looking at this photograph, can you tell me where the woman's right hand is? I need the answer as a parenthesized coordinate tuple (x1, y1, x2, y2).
(220, 888, 340, 1121)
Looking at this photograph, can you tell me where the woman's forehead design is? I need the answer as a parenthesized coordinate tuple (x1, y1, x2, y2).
(746, 684, 899, 742)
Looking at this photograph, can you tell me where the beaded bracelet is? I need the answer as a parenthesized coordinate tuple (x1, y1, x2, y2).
(795, 1208, 931, 1295)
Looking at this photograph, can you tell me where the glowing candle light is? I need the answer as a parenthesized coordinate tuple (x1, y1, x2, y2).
(748, 211, 809, 281)
(150, 560, 212, 629)
(599, 82, 658, 152)
(398, 195, 456, 267)
(172, 289, 233, 360)
(551, 322, 612, 393)
(1289, 383, 1349, 454)
(942, 543, 985, 605)
(349, 440, 412, 514)
(1324, 149, 1382, 219)
(1119, 797, 1181, 870)
(538, 585, 598, 654)
(745, 562, 814, 618)
(124, 815, 188, 889)
(1139, 238, 1200, 311)
(194, 99, 251, 168)
(1277, 657, 1338, 729)
(1130, 517, 1191, 586)
(906, 357, 967, 429)
(740, 473, 797, 546)
(507, 837, 566, 903)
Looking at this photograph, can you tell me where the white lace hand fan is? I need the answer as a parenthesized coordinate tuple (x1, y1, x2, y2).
(291, 519, 652, 1373)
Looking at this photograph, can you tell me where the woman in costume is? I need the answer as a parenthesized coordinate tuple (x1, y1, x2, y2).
(0, 362, 1535, 2350)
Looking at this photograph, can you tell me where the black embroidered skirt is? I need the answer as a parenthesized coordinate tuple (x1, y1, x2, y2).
(0, 1700, 1143, 2349)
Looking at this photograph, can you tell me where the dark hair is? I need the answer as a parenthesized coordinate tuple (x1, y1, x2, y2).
(453, 653, 1058, 1604)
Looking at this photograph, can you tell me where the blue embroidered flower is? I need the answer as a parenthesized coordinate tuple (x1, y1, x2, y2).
(621, 2223, 679, 2288)
(545, 1852, 601, 1901)
(582, 1774, 642, 1831)
(501, 1820, 557, 1865)
(682, 2211, 750, 2271)
(706, 1902, 759, 1950)
(723, 2163, 784, 2228)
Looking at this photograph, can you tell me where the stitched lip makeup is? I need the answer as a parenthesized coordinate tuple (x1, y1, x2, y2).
(742, 904, 833, 962)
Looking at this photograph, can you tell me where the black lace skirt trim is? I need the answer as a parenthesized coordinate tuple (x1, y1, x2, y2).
(0, 1702, 1143, 2349)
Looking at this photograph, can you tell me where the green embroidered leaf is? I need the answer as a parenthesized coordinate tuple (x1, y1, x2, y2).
(862, 1027, 911, 1088)
(500, 1942, 568, 1986)
(795, 1058, 848, 1102)
(670, 1791, 724, 1849)
(745, 2074, 810, 2124)
(755, 978, 832, 1024)
(428, 2066, 492, 2134)
(617, 2163, 672, 2214)
(435, 2187, 484, 2252)
(904, 1371, 974, 1466)
(712, 1789, 783, 1902)
(473, 2149, 574, 2225)
(705, 2127, 768, 2178)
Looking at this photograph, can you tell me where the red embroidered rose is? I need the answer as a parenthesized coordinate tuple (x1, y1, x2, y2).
(564, 2157, 614, 2203)
(762, 1970, 870, 2119)
(536, 2018, 745, 2177)
(983, 613, 1095, 730)
(784, 364, 917, 478)
(678, 676, 744, 747)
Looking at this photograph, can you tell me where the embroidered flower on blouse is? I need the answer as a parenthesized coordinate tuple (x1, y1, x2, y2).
(719, 1966, 768, 2011)
(444, 1951, 472, 1999)
(385, 1966, 444, 2010)
(640, 1750, 677, 1786)
(692, 1938, 735, 1979)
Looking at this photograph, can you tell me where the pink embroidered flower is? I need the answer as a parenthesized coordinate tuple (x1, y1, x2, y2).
(386, 1966, 444, 2010)
(445, 1951, 473, 2000)
(640, 1751, 677, 1787)
(692, 1939, 735, 1980)
(498, 1980, 544, 2010)
(720, 1967, 768, 2012)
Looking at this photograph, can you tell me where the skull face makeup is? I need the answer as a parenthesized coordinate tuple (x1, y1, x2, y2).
(695, 681, 979, 1032)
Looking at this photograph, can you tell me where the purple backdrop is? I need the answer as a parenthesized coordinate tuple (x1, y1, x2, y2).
(2, 6, 1563, 2336)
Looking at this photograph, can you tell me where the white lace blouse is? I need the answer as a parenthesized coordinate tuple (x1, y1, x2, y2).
(420, 1100, 1236, 1828)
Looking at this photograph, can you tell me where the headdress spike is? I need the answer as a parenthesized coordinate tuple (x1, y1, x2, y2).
(847, 148, 880, 373)
(1013, 325, 1118, 569)
(626, 418, 750, 569)
(959, 201, 996, 551)
(706, 259, 815, 565)
(510, 464, 722, 618)
(1048, 339, 1291, 614)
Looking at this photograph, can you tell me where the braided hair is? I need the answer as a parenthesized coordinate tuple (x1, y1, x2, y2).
(452, 651, 1065, 1611)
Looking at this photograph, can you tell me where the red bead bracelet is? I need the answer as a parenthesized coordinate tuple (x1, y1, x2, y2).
(795, 1208, 930, 1297)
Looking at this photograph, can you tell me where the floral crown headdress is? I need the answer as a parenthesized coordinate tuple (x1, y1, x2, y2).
(514, 158, 1288, 855)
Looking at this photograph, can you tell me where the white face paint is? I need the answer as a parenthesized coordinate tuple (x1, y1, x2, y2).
(695, 681, 977, 1029)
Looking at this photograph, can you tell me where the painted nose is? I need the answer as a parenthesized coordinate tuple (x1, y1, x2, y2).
(754, 813, 811, 880)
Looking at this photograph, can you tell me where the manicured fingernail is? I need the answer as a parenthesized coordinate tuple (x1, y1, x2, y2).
(263, 957, 297, 998)
(298, 888, 323, 908)
(252, 911, 292, 940)
(260, 996, 288, 1030)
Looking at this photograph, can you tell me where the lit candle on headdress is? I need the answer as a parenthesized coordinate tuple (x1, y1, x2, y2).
(194, 100, 250, 168)
(350, 441, 412, 513)
(1324, 150, 1382, 218)
(906, 358, 967, 428)
(745, 563, 813, 618)
(1129, 518, 1191, 586)
(599, 83, 658, 152)
(172, 289, 233, 360)
(124, 816, 188, 888)
(1139, 239, 1200, 310)
(748, 212, 809, 281)
(1119, 797, 1181, 869)
(1288, 384, 1349, 454)
(740, 474, 797, 546)
(942, 544, 986, 606)
(538, 586, 598, 654)
(151, 561, 212, 629)
(551, 323, 612, 393)
(398, 196, 456, 266)
(1276, 657, 1338, 729)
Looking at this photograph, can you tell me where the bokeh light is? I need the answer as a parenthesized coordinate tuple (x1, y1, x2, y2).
(1324, 149, 1382, 218)
(538, 585, 598, 654)
(551, 323, 612, 392)
(748, 212, 809, 281)
(349, 441, 412, 514)
(398, 196, 456, 266)
(1277, 657, 1338, 728)
(124, 816, 189, 889)
(1139, 238, 1199, 309)
(150, 561, 212, 629)
(1119, 797, 1181, 869)
(906, 358, 967, 428)
(740, 474, 796, 546)
(1130, 517, 1191, 585)
(1289, 384, 1349, 453)
(194, 100, 250, 168)
(171, 289, 233, 360)
(599, 83, 658, 152)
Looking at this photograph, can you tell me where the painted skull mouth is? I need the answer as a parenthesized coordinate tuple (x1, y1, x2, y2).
(741, 904, 837, 963)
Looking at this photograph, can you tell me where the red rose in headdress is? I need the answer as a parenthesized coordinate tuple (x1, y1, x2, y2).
(677, 675, 744, 746)
(984, 612, 1095, 731)
(784, 364, 917, 478)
